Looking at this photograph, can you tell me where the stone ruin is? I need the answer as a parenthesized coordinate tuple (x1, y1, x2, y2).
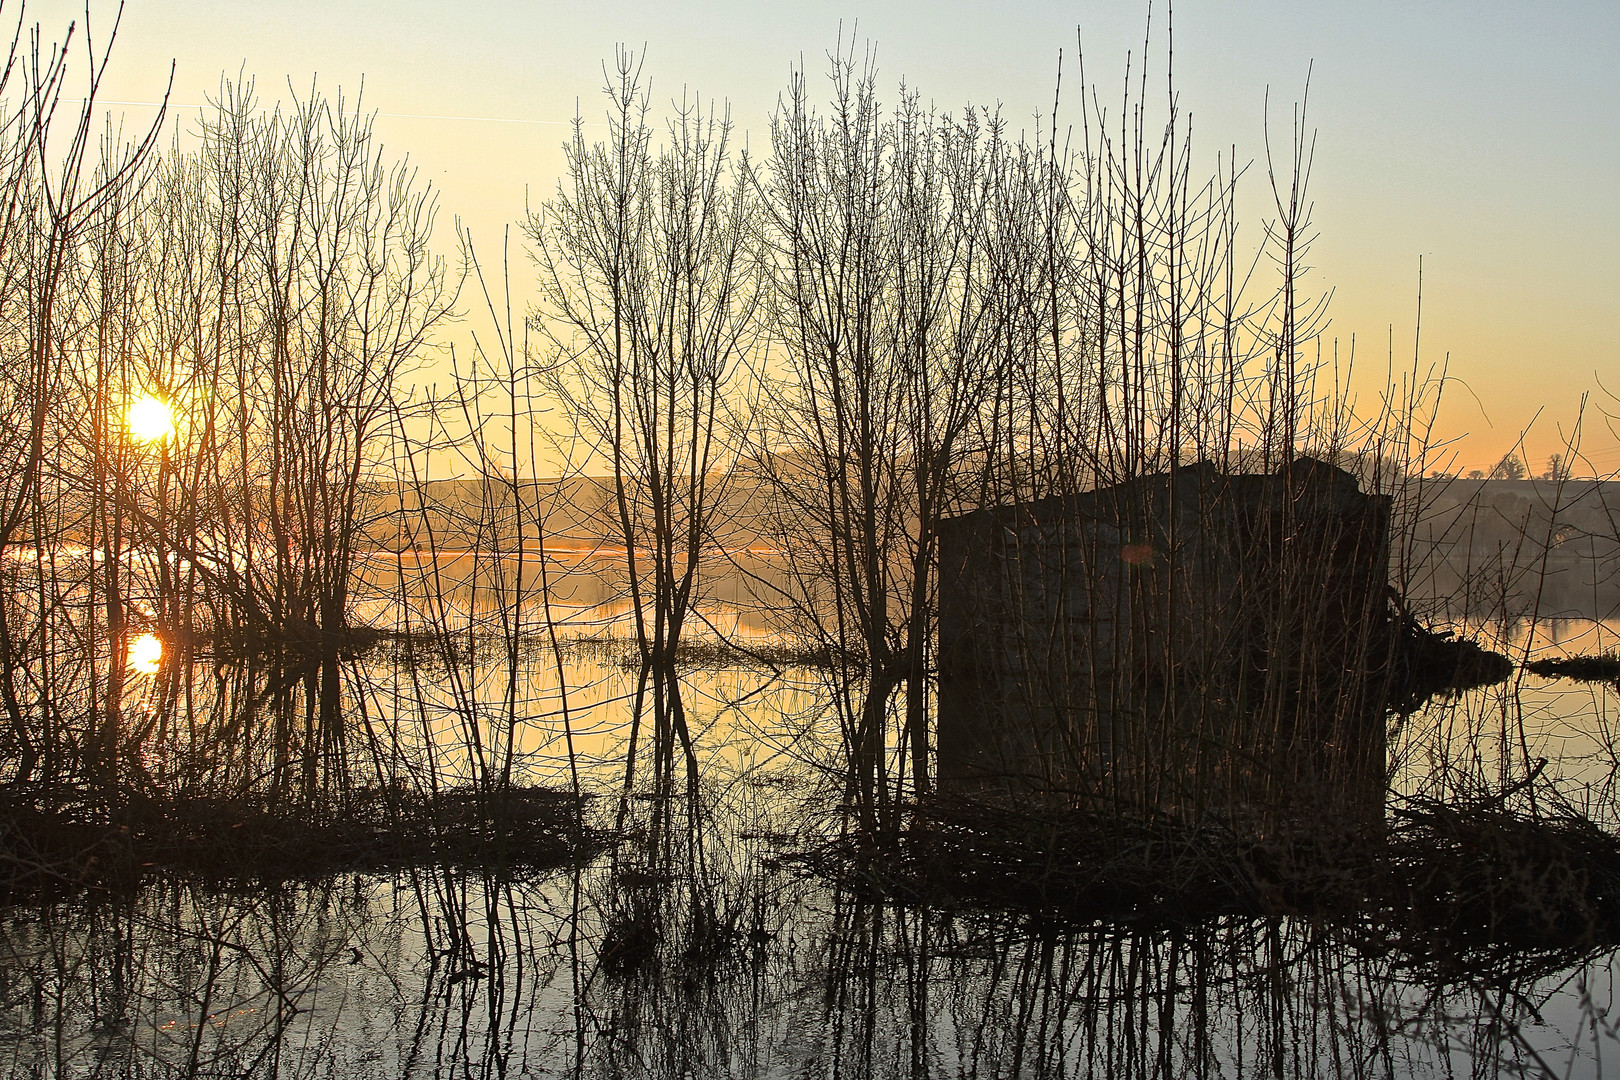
(935, 458, 1394, 825)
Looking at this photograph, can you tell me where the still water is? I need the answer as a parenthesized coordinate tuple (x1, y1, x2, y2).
(10, 861, 1619, 1079)
(4, 570, 1620, 1077)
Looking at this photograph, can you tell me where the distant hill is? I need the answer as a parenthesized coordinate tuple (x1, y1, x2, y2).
(354, 472, 1619, 621)
(1401, 477, 1620, 620)
(356, 475, 772, 553)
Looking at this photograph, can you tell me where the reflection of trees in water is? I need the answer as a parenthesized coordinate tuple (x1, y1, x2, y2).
(4, 855, 1605, 1078)
(8, 624, 1620, 1076)
(678, 894, 1605, 1080)
(9, 666, 1620, 1078)
(0, 870, 582, 1079)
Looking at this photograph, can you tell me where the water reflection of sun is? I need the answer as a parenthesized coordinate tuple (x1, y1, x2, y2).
(126, 394, 174, 443)
(128, 632, 163, 673)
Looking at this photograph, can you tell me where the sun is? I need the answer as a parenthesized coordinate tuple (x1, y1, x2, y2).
(126, 394, 174, 443)
(128, 632, 163, 674)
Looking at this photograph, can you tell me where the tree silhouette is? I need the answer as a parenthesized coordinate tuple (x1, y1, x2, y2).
(1488, 453, 1526, 480)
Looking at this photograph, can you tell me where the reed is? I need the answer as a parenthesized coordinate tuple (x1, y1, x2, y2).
(525, 48, 761, 852)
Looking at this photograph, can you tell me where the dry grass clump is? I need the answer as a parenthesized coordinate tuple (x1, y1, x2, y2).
(0, 784, 596, 901)
(1524, 653, 1620, 685)
(798, 797, 1366, 925)
(1385, 616, 1515, 712)
(202, 622, 398, 665)
(798, 791, 1620, 964)
(1385, 796, 1620, 964)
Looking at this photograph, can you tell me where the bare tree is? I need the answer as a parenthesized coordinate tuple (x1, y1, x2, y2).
(528, 50, 759, 834)
(1490, 453, 1527, 481)
(108, 81, 455, 804)
(756, 49, 1019, 823)
(0, 6, 165, 787)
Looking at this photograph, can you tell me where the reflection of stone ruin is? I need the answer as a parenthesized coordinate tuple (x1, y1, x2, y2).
(937, 459, 1391, 825)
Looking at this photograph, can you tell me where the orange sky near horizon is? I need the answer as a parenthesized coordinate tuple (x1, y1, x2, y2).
(29, 0, 1620, 478)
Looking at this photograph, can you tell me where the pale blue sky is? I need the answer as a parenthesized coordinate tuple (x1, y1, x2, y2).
(31, 0, 1620, 471)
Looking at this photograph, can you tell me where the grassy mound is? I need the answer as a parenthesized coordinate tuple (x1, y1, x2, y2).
(1525, 653, 1620, 684)
(0, 784, 597, 900)
(799, 792, 1620, 965)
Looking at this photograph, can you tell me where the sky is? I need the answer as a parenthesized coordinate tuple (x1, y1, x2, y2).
(30, 0, 1620, 476)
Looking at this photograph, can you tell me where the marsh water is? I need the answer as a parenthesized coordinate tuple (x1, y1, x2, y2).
(4, 553, 1620, 1079)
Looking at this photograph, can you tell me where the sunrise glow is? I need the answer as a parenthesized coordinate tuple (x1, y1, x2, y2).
(128, 632, 163, 674)
(126, 394, 175, 443)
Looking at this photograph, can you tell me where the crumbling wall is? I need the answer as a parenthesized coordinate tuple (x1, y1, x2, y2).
(937, 459, 1390, 825)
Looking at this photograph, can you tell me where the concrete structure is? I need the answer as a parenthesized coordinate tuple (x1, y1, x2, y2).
(936, 459, 1391, 824)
